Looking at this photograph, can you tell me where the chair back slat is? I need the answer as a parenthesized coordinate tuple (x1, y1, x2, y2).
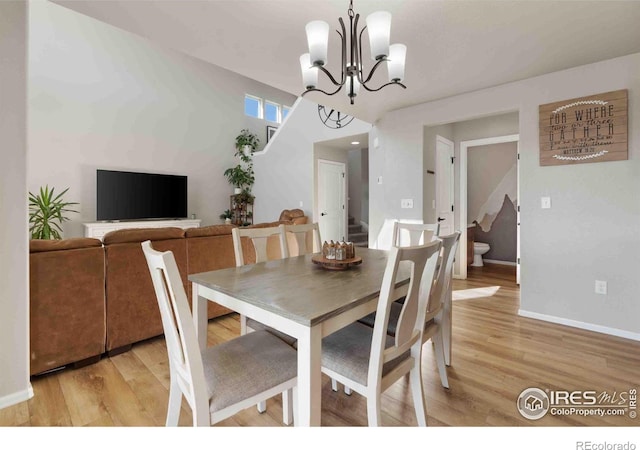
(280, 222, 322, 256)
(393, 222, 440, 247)
(232, 226, 289, 267)
(368, 240, 441, 387)
(426, 232, 461, 315)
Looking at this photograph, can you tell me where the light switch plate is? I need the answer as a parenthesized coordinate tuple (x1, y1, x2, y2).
(401, 199, 414, 209)
(595, 280, 607, 295)
(541, 196, 551, 209)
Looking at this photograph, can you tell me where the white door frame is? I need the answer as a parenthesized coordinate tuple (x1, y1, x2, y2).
(317, 159, 347, 242)
(459, 134, 520, 280)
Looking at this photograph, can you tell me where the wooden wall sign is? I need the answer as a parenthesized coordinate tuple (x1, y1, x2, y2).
(539, 89, 628, 166)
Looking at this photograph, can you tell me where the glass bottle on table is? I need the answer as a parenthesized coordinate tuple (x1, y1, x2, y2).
(327, 241, 336, 260)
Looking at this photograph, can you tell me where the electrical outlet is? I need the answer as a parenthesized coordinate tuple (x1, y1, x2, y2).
(401, 199, 414, 209)
(595, 280, 607, 295)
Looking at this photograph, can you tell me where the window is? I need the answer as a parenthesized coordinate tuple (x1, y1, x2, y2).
(244, 95, 262, 119)
(245, 95, 288, 123)
(264, 101, 280, 123)
(282, 106, 291, 121)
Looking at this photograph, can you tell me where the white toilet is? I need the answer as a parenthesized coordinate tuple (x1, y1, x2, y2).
(472, 242, 490, 267)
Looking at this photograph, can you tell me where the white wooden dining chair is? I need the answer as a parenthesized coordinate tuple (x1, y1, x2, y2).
(231, 226, 295, 414)
(280, 222, 322, 256)
(393, 221, 440, 246)
(141, 240, 297, 426)
(342, 222, 439, 395)
(357, 231, 460, 389)
(231, 226, 292, 336)
(321, 239, 442, 426)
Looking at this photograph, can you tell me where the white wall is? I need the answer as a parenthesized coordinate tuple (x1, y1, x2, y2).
(252, 98, 371, 223)
(370, 115, 425, 247)
(0, 0, 32, 409)
(372, 53, 640, 339)
(28, 1, 296, 237)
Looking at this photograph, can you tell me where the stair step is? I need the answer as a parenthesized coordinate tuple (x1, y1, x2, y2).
(348, 224, 362, 233)
(348, 233, 368, 245)
(348, 216, 355, 225)
(354, 241, 369, 248)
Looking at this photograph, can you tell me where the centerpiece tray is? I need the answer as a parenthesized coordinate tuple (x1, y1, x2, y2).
(311, 255, 363, 271)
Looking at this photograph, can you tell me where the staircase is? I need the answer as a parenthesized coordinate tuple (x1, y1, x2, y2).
(348, 216, 368, 247)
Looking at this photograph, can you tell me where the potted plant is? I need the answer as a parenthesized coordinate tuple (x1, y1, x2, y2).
(219, 209, 233, 224)
(224, 165, 255, 194)
(29, 185, 79, 239)
(235, 128, 260, 159)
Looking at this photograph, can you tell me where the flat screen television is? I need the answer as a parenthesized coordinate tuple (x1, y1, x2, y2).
(97, 169, 187, 221)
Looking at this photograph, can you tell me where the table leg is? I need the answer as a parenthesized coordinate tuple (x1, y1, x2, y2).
(296, 325, 322, 426)
(192, 283, 207, 350)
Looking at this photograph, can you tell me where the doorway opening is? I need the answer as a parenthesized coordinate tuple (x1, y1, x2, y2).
(460, 134, 520, 283)
(313, 133, 369, 244)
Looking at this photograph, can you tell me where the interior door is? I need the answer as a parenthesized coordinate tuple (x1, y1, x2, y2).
(318, 160, 346, 242)
(435, 136, 455, 236)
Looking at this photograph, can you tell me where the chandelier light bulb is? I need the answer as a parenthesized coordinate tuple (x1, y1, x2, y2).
(366, 11, 391, 60)
(387, 43, 407, 82)
(300, 53, 318, 89)
(305, 20, 330, 66)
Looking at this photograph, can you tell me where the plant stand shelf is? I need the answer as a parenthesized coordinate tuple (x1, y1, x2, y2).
(230, 194, 254, 226)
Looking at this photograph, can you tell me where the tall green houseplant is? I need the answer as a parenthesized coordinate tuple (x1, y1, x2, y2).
(224, 129, 259, 193)
(29, 186, 79, 239)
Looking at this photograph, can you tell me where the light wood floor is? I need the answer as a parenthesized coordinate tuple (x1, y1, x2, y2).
(2, 263, 639, 427)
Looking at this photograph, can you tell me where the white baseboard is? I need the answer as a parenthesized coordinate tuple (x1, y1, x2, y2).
(0, 384, 34, 410)
(518, 309, 640, 342)
(483, 259, 517, 266)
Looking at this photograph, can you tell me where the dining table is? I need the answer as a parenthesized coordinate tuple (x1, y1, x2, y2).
(189, 247, 411, 427)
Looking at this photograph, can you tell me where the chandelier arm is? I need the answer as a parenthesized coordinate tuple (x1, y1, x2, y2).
(354, 25, 366, 84)
(338, 17, 347, 85)
(302, 85, 345, 97)
(360, 80, 407, 93)
(314, 65, 345, 87)
(360, 58, 387, 85)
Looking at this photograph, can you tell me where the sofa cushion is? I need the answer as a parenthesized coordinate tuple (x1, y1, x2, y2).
(103, 227, 185, 244)
(185, 224, 235, 238)
(104, 235, 188, 351)
(30, 238, 102, 253)
(278, 209, 308, 224)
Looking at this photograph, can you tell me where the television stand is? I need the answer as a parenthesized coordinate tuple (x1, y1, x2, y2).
(83, 218, 201, 241)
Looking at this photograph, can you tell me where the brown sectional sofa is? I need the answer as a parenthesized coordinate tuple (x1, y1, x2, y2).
(29, 213, 308, 375)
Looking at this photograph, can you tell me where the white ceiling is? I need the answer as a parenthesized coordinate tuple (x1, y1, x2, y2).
(53, 0, 640, 123)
